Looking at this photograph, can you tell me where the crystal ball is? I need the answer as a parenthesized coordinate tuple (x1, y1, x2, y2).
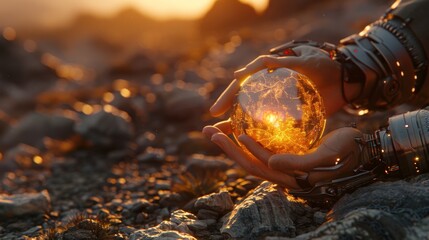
(230, 68, 326, 154)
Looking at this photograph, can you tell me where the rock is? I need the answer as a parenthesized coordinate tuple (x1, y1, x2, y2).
(168, 210, 209, 233)
(156, 208, 170, 223)
(170, 210, 197, 225)
(107, 149, 133, 161)
(0, 190, 50, 217)
(197, 209, 219, 220)
(130, 227, 196, 240)
(221, 182, 314, 239)
(110, 51, 156, 75)
(155, 180, 171, 190)
(409, 215, 429, 239)
(201, 218, 217, 226)
(75, 110, 133, 149)
(83, 195, 103, 207)
(176, 222, 192, 235)
(123, 198, 152, 213)
(6, 221, 31, 231)
(313, 211, 326, 225)
(162, 87, 206, 120)
(176, 132, 223, 156)
(0, 111, 76, 150)
(1, 233, 19, 240)
(187, 220, 208, 232)
(158, 220, 178, 231)
(120, 226, 136, 235)
(185, 154, 233, 174)
(0, 144, 40, 172)
(209, 235, 224, 240)
(135, 213, 146, 224)
(22, 226, 42, 236)
(293, 174, 429, 239)
(137, 147, 165, 163)
(0, 37, 56, 86)
(295, 209, 407, 240)
(194, 191, 233, 214)
(330, 174, 429, 222)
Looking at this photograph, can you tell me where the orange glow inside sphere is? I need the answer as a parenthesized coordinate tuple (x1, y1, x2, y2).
(231, 68, 326, 154)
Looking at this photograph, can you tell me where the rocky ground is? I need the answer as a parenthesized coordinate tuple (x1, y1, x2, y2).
(2, 0, 428, 239)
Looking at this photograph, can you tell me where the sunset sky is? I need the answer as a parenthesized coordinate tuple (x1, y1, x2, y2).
(0, 0, 269, 29)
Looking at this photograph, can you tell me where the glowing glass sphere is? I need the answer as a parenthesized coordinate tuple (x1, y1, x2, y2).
(231, 68, 326, 154)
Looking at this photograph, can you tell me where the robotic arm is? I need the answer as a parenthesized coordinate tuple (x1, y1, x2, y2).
(268, 0, 429, 204)
(290, 107, 429, 205)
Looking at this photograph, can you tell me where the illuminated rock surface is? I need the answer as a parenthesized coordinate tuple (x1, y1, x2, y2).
(231, 68, 326, 154)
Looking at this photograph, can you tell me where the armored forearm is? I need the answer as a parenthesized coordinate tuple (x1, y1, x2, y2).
(338, 1, 428, 111)
(370, 107, 429, 177)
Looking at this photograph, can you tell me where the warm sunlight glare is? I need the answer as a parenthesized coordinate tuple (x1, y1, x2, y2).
(87, 0, 269, 20)
(0, 0, 269, 29)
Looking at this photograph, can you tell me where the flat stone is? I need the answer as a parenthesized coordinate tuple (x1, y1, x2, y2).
(0, 190, 50, 217)
(194, 190, 233, 214)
